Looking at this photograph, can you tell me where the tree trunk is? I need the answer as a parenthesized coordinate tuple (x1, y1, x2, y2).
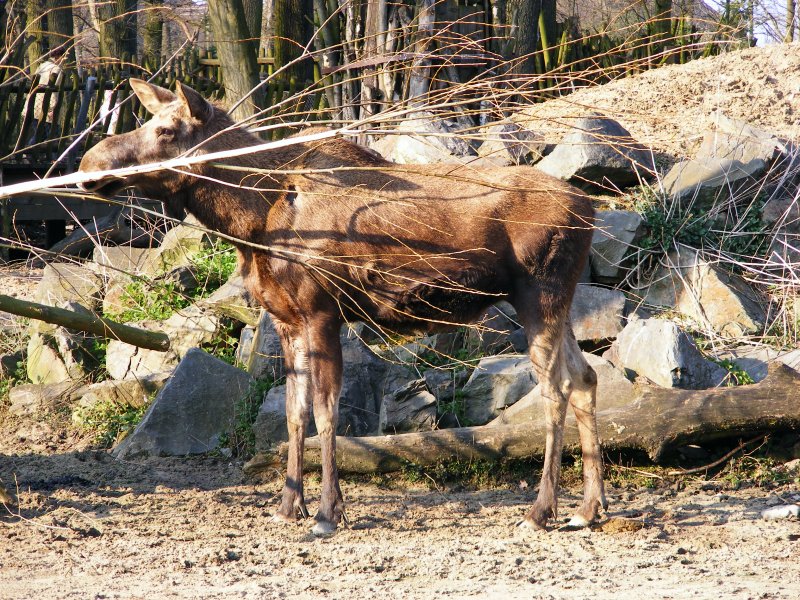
(0, 295, 171, 351)
(246, 364, 800, 475)
(93, 0, 137, 64)
(512, 0, 540, 75)
(652, 0, 672, 53)
(44, 0, 74, 61)
(207, 0, 265, 122)
(407, 0, 435, 101)
(360, 0, 387, 117)
(272, 0, 314, 84)
(25, 0, 45, 68)
(142, 0, 164, 69)
(241, 0, 263, 41)
(787, 0, 796, 42)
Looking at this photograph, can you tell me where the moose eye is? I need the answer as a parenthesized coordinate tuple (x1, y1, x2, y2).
(155, 126, 175, 139)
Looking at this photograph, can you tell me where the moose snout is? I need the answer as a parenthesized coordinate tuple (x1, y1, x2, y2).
(78, 137, 129, 195)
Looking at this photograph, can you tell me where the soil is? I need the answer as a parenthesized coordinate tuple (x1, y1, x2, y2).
(1, 417, 800, 600)
(520, 43, 800, 161)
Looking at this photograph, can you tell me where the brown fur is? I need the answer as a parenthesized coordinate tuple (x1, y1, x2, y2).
(79, 80, 607, 534)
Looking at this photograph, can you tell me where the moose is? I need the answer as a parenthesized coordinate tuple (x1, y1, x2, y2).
(78, 79, 606, 536)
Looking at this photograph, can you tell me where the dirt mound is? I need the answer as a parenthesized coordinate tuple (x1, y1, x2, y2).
(519, 43, 800, 160)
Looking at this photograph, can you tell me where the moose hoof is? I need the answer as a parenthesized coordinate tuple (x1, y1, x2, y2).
(311, 520, 338, 538)
(517, 516, 547, 531)
(565, 514, 592, 529)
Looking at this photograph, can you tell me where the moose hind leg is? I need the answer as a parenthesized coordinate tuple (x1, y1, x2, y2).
(276, 331, 312, 522)
(520, 317, 569, 529)
(563, 326, 607, 527)
(307, 318, 346, 537)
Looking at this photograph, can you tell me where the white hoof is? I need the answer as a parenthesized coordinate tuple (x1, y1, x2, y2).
(311, 520, 338, 538)
(566, 514, 591, 529)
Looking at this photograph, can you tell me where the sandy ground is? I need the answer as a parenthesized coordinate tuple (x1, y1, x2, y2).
(1, 442, 799, 600)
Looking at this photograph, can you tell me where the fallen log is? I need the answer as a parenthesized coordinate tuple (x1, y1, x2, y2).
(244, 363, 800, 476)
(0, 294, 170, 351)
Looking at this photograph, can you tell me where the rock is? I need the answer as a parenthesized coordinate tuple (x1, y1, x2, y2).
(465, 303, 521, 354)
(663, 117, 788, 208)
(370, 111, 475, 164)
(26, 333, 73, 384)
(253, 385, 290, 450)
(460, 355, 538, 425)
(113, 349, 253, 459)
(590, 210, 643, 281)
(379, 379, 437, 433)
(611, 318, 727, 389)
(570, 285, 626, 341)
(106, 304, 225, 380)
(91, 246, 154, 278)
(198, 274, 259, 326)
(636, 246, 765, 337)
(477, 123, 546, 165)
(9, 381, 85, 417)
(718, 347, 800, 383)
(140, 215, 210, 277)
(235, 311, 284, 381)
(0, 350, 24, 378)
(33, 263, 103, 318)
(71, 373, 170, 426)
(423, 368, 469, 404)
(489, 353, 637, 426)
(535, 115, 654, 189)
(761, 505, 799, 520)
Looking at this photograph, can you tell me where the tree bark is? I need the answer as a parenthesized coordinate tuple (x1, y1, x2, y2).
(25, 0, 46, 68)
(207, 0, 265, 122)
(44, 0, 74, 61)
(142, 0, 164, 69)
(272, 0, 314, 84)
(91, 0, 137, 64)
(787, 0, 796, 42)
(407, 0, 435, 101)
(246, 364, 800, 475)
(241, 0, 263, 41)
(0, 295, 171, 351)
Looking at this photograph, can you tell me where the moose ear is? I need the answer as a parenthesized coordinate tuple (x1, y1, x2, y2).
(176, 83, 213, 123)
(129, 78, 176, 114)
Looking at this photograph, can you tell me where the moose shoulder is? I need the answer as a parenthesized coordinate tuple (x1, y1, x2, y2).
(78, 79, 605, 536)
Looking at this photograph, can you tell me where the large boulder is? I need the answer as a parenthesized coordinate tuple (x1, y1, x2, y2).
(235, 310, 284, 381)
(113, 349, 253, 459)
(663, 116, 789, 208)
(609, 317, 727, 389)
(379, 379, 437, 434)
(460, 355, 538, 425)
(139, 215, 211, 277)
(465, 303, 521, 354)
(477, 122, 546, 165)
(252, 385, 291, 450)
(198, 274, 259, 326)
(370, 111, 475, 164)
(105, 304, 226, 380)
(489, 352, 637, 426)
(590, 210, 643, 282)
(570, 284, 626, 341)
(535, 115, 654, 189)
(636, 246, 765, 337)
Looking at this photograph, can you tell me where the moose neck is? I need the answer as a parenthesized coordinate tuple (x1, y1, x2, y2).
(179, 123, 308, 244)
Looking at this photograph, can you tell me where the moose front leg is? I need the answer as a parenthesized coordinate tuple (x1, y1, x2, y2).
(307, 319, 345, 537)
(275, 331, 312, 522)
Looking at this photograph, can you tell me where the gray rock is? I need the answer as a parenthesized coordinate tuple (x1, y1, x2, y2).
(140, 215, 210, 277)
(370, 111, 475, 164)
(536, 115, 654, 188)
(9, 381, 86, 417)
(198, 274, 259, 326)
(379, 379, 437, 433)
(570, 284, 626, 341)
(460, 355, 538, 425)
(113, 349, 253, 459)
(253, 385, 290, 450)
(72, 373, 170, 425)
(26, 333, 73, 384)
(465, 303, 521, 354)
(477, 123, 546, 165)
(636, 246, 765, 337)
(106, 304, 224, 380)
(91, 246, 154, 278)
(590, 210, 643, 281)
(235, 310, 284, 381)
(718, 346, 800, 383)
(663, 118, 787, 208)
(612, 318, 727, 389)
(489, 353, 637, 426)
